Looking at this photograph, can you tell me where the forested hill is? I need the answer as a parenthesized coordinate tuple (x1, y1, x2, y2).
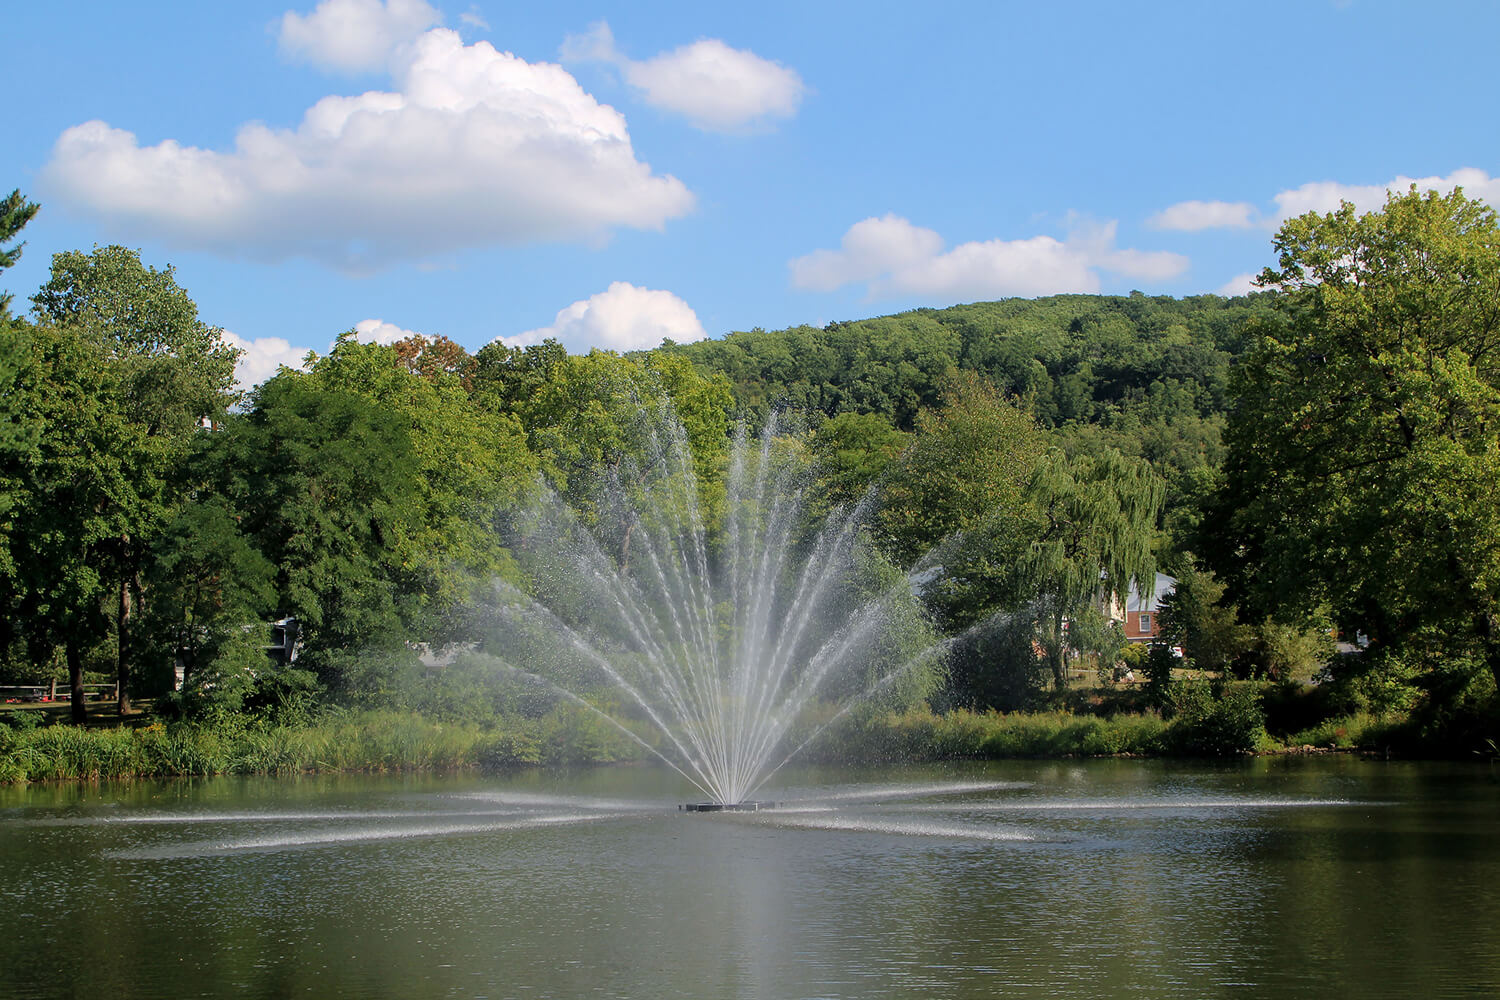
(666, 291, 1280, 542)
(669, 292, 1275, 431)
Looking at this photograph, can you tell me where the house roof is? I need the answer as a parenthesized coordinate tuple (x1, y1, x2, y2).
(1126, 572, 1177, 614)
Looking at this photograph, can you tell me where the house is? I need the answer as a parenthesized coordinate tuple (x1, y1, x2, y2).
(1096, 573, 1177, 644)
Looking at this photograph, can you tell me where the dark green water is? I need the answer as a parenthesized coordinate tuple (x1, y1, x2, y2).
(1, 757, 1496, 999)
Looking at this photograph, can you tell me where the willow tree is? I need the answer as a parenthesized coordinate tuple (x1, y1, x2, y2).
(1216, 187, 1500, 702)
(1021, 447, 1163, 689)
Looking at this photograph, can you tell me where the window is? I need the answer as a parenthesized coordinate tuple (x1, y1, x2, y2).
(1139, 613, 1152, 634)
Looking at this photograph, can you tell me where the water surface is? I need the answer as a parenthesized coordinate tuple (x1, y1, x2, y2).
(2, 757, 1495, 999)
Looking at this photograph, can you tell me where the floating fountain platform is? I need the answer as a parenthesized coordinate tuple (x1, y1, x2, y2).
(679, 802, 778, 812)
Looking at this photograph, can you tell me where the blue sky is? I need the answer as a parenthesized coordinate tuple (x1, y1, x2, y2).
(6, 0, 1499, 387)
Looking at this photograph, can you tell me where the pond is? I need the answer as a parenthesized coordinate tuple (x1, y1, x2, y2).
(2, 757, 1496, 999)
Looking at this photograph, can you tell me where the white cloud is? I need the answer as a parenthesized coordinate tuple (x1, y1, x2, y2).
(352, 317, 422, 345)
(1147, 200, 1257, 231)
(1216, 272, 1262, 296)
(562, 21, 805, 132)
(43, 28, 694, 271)
(1270, 167, 1500, 222)
(279, 0, 442, 73)
(1152, 168, 1500, 234)
(501, 282, 706, 352)
(222, 319, 429, 392)
(223, 331, 313, 392)
(790, 215, 1188, 301)
(459, 6, 489, 31)
(789, 214, 945, 292)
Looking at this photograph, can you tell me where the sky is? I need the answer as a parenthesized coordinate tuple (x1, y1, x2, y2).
(6, 0, 1500, 390)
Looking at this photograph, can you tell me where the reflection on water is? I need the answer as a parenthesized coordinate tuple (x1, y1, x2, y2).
(1, 758, 1496, 999)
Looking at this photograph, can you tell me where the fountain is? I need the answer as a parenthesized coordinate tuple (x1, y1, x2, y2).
(472, 405, 948, 808)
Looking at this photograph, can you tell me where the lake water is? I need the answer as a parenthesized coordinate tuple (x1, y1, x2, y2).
(1, 757, 1496, 999)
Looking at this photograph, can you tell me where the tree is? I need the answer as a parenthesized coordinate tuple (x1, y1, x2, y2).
(878, 372, 1046, 572)
(0, 324, 131, 720)
(299, 334, 536, 624)
(1154, 559, 1252, 675)
(219, 375, 426, 685)
(138, 494, 276, 691)
(1216, 187, 1500, 709)
(30, 246, 238, 713)
(500, 348, 733, 523)
(0, 189, 40, 316)
(1018, 447, 1163, 689)
(808, 411, 909, 511)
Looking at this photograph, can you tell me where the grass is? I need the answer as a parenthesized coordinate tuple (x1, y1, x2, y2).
(0, 701, 661, 784)
(0, 693, 1413, 785)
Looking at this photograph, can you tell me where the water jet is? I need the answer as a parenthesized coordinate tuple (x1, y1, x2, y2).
(477, 407, 948, 807)
(678, 801, 778, 812)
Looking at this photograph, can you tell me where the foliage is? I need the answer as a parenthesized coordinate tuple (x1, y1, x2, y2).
(1154, 558, 1252, 673)
(1214, 187, 1500, 704)
(1163, 680, 1269, 755)
(299, 334, 536, 620)
(1018, 446, 1163, 688)
(136, 495, 277, 692)
(811, 706, 1170, 761)
(878, 371, 1045, 570)
(0, 189, 40, 316)
(1248, 616, 1335, 682)
(1143, 643, 1178, 704)
(0, 324, 133, 716)
(219, 376, 427, 677)
(807, 410, 909, 510)
(24, 245, 238, 713)
(671, 291, 1275, 558)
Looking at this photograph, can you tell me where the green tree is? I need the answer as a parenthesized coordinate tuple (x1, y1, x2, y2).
(219, 375, 426, 687)
(502, 349, 733, 525)
(30, 246, 237, 713)
(137, 494, 276, 693)
(1216, 188, 1500, 712)
(1154, 559, 1252, 674)
(0, 325, 130, 719)
(299, 334, 536, 621)
(0, 189, 40, 316)
(1019, 447, 1163, 689)
(878, 372, 1046, 572)
(809, 411, 909, 510)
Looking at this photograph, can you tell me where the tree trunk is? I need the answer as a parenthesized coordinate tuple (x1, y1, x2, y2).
(115, 571, 134, 715)
(1049, 608, 1069, 691)
(66, 639, 87, 725)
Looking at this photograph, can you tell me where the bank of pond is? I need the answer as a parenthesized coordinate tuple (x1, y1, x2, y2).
(0, 687, 1451, 784)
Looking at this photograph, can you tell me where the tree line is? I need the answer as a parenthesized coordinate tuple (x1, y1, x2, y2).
(1, 186, 1495, 750)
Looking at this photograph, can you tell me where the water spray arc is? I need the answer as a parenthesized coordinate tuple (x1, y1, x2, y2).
(482, 408, 942, 806)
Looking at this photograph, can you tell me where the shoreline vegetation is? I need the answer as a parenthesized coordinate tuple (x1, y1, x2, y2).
(0, 697, 1426, 786)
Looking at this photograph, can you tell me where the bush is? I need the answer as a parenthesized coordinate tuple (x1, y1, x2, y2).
(1165, 680, 1269, 755)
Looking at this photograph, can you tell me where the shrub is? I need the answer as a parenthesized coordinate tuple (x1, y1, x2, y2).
(1165, 680, 1268, 756)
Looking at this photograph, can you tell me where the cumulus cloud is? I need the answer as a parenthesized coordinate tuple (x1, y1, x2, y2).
(501, 282, 706, 352)
(43, 28, 694, 271)
(352, 317, 422, 345)
(562, 21, 805, 132)
(223, 331, 313, 392)
(221, 318, 432, 392)
(790, 214, 1188, 301)
(1153, 168, 1500, 233)
(1147, 200, 1258, 231)
(279, 0, 442, 73)
(1270, 167, 1500, 221)
(1216, 272, 1263, 296)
